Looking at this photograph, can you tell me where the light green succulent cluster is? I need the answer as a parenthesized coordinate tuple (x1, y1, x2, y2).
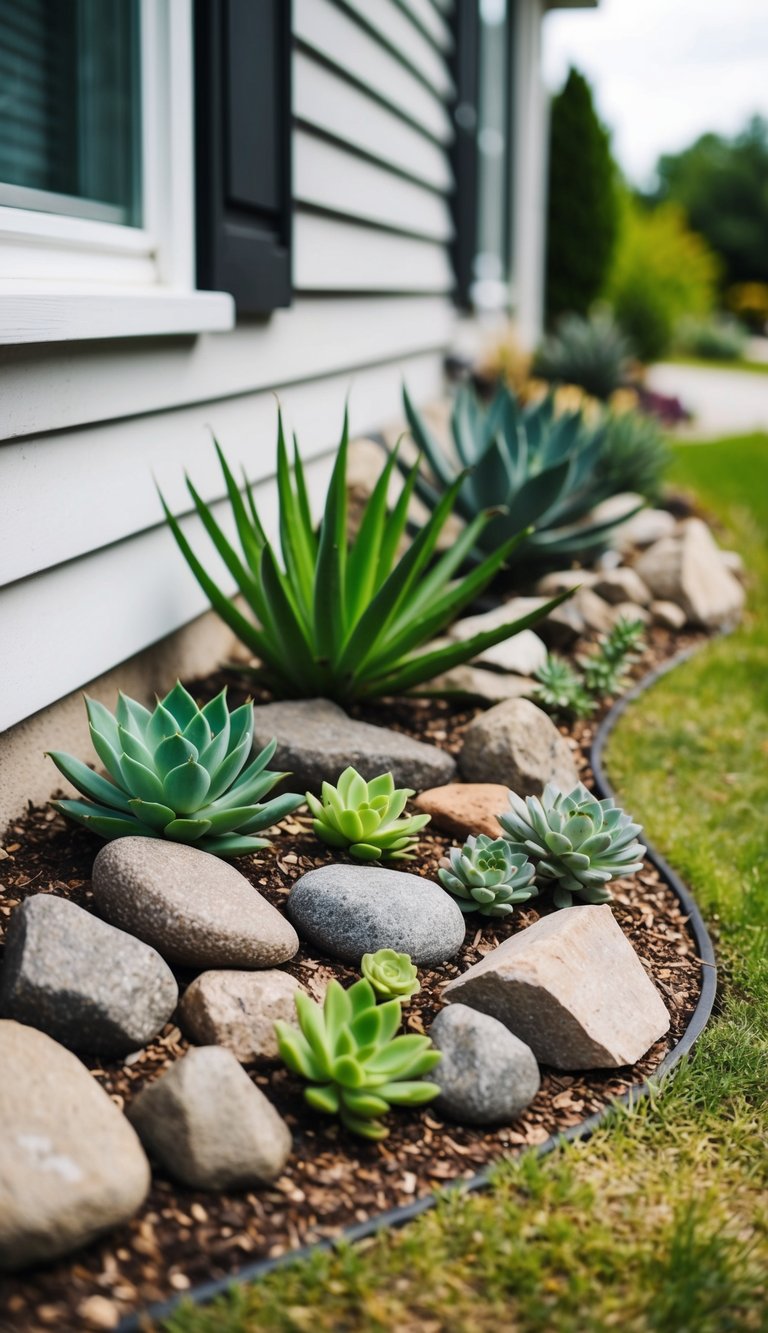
(274, 978, 441, 1140)
(438, 834, 537, 918)
(499, 782, 644, 908)
(48, 682, 302, 856)
(361, 949, 420, 1003)
(306, 767, 430, 861)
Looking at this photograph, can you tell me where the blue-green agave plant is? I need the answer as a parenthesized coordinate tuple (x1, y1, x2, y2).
(48, 682, 302, 856)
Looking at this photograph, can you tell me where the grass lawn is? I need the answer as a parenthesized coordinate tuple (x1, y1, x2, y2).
(667, 354, 768, 377)
(162, 436, 768, 1333)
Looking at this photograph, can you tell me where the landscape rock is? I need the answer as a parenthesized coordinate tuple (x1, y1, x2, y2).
(92, 838, 298, 970)
(477, 594, 586, 650)
(287, 864, 466, 966)
(127, 1046, 291, 1190)
(414, 783, 508, 841)
(430, 1004, 540, 1125)
(250, 698, 455, 794)
(720, 549, 746, 581)
(650, 599, 687, 631)
(614, 506, 677, 552)
(179, 969, 300, 1063)
(460, 698, 580, 795)
(634, 518, 745, 627)
(0, 1021, 150, 1270)
(588, 492, 645, 534)
(573, 587, 616, 634)
(593, 567, 652, 606)
(448, 606, 547, 675)
(426, 664, 534, 704)
(0, 895, 178, 1057)
(535, 570, 596, 596)
(443, 905, 669, 1069)
(609, 600, 651, 626)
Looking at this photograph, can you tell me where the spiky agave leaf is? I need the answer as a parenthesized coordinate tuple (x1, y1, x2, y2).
(48, 683, 302, 857)
(306, 766, 429, 862)
(499, 782, 645, 908)
(438, 834, 537, 917)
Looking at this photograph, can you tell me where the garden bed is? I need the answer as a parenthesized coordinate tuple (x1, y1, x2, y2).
(0, 630, 712, 1333)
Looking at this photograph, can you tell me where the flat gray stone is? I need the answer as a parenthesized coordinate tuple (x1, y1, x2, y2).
(593, 567, 652, 606)
(535, 570, 597, 596)
(613, 506, 677, 552)
(426, 664, 535, 704)
(573, 587, 615, 634)
(635, 518, 745, 628)
(430, 1004, 540, 1125)
(127, 1046, 291, 1190)
(93, 838, 298, 970)
(0, 1021, 150, 1271)
(0, 895, 178, 1057)
(650, 599, 686, 631)
(460, 698, 580, 795)
(448, 606, 547, 675)
(179, 969, 300, 1063)
(287, 864, 466, 966)
(443, 905, 670, 1069)
(250, 698, 455, 794)
(609, 600, 651, 626)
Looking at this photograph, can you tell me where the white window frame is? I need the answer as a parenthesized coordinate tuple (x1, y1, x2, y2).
(0, 0, 234, 344)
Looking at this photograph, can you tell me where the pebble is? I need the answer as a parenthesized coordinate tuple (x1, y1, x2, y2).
(430, 1004, 540, 1125)
(460, 698, 580, 795)
(179, 969, 300, 1063)
(593, 567, 652, 606)
(650, 599, 687, 631)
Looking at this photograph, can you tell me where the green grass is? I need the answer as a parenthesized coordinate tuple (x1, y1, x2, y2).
(162, 436, 768, 1333)
(666, 354, 768, 377)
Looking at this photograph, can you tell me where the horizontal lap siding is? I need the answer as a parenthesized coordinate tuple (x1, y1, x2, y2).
(0, 0, 457, 732)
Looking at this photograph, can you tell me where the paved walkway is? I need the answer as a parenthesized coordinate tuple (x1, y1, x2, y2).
(647, 362, 768, 440)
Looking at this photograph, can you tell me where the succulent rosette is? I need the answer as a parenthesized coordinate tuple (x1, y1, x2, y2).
(361, 949, 421, 1003)
(438, 834, 537, 918)
(306, 767, 429, 861)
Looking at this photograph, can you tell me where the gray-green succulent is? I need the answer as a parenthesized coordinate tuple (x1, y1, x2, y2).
(438, 834, 537, 917)
(48, 682, 302, 856)
(306, 767, 429, 861)
(499, 782, 645, 908)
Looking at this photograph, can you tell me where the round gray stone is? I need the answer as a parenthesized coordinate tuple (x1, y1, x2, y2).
(430, 1003, 540, 1125)
(0, 895, 178, 1057)
(287, 864, 466, 966)
(92, 838, 299, 970)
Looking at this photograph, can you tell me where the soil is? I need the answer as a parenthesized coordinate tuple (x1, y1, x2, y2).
(0, 625, 707, 1333)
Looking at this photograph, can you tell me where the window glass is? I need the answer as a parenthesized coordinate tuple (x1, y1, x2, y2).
(0, 0, 141, 226)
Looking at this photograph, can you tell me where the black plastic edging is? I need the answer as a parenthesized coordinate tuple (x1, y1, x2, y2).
(119, 647, 718, 1333)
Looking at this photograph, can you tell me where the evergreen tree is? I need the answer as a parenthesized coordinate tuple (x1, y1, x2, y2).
(545, 67, 618, 325)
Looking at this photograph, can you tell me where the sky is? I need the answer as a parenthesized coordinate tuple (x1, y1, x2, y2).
(542, 0, 768, 188)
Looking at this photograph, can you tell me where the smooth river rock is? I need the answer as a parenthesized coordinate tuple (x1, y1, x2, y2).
(179, 969, 300, 1063)
(92, 838, 298, 970)
(0, 895, 178, 1057)
(127, 1046, 291, 1190)
(460, 698, 580, 795)
(0, 1021, 150, 1270)
(430, 1004, 541, 1125)
(250, 698, 456, 794)
(287, 864, 466, 966)
(443, 904, 670, 1070)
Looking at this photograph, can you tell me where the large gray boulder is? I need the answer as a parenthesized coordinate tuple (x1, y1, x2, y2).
(0, 1021, 150, 1270)
(634, 518, 745, 628)
(443, 905, 669, 1069)
(0, 895, 178, 1057)
(430, 1004, 540, 1125)
(250, 698, 455, 794)
(92, 838, 298, 970)
(459, 698, 580, 795)
(287, 864, 466, 966)
(179, 969, 300, 1063)
(127, 1046, 291, 1190)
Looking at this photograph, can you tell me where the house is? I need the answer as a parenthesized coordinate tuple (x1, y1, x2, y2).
(0, 0, 591, 829)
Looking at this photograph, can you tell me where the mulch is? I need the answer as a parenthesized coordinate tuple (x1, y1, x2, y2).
(0, 624, 707, 1333)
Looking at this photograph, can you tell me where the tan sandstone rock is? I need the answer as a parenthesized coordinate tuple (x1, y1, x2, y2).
(179, 969, 301, 1063)
(414, 783, 510, 841)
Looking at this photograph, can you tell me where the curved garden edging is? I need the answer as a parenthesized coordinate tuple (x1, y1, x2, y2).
(117, 647, 719, 1333)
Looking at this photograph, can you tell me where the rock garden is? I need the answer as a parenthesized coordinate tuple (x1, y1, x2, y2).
(0, 383, 746, 1331)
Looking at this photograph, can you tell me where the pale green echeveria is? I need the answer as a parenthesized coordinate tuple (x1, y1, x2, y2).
(438, 834, 537, 917)
(274, 977, 441, 1140)
(499, 782, 644, 909)
(48, 681, 302, 856)
(306, 766, 430, 861)
(361, 949, 420, 1003)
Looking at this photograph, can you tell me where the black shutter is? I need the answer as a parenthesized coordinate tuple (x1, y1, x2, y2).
(450, 0, 480, 309)
(194, 0, 292, 313)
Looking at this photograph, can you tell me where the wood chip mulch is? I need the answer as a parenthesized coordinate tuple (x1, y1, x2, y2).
(0, 625, 708, 1333)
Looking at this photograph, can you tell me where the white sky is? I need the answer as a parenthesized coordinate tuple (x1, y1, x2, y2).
(542, 0, 768, 188)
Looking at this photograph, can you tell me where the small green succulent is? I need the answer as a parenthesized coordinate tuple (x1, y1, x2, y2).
(499, 782, 645, 909)
(361, 949, 421, 1003)
(438, 834, 537, 918)
(48, 682, 302, 856)
(306, 767, 430, 861)
(580, 617, 646, 698)
(533, 654, 594, 719)
(274, 978, 441, 1140)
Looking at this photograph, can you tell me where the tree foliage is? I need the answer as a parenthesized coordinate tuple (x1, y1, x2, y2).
(545, 67, 619, 324)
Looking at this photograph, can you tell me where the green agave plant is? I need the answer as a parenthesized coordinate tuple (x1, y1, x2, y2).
(306, 767, 428, 862)
(499, 782, 645, 909)
(402, 382, 641, 570)
(533, 311, 633, 402)
(275, 977, 441, 1140)
(48, 682, 302, 856)
(160, 408, 570, 704)
(361, 949, 421, 1003)
(438, 834, 537, 918)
